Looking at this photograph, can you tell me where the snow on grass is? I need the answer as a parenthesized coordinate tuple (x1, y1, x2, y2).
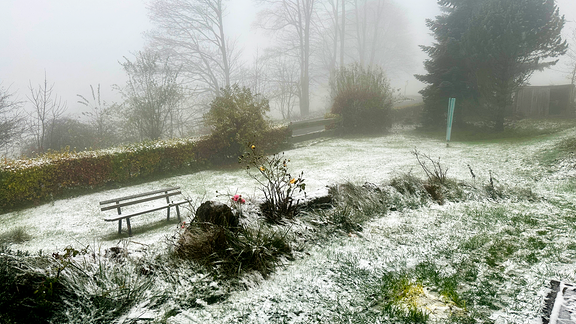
(3, 123, 576, 322)
(167, 200, 576, 323)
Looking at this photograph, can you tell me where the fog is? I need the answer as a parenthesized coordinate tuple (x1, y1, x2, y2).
(3, 1, 576, 321)
(0, 0, 575, 152)
(1, 0, 574, 112)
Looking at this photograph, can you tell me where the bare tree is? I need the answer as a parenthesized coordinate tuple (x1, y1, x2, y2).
(268, 56, 300, 120)
(117, 50, 184, 141)
(0, 85, 24, 156)
(77, 84, 119, 148)
(238, 49, 298, 120)
(340, 0, 346, 67)
(27, 73, 67, 154)
(256, 0, 318, 117)
(241, 49, 270, 97)
(146, 0, 240, 97)
(567, 27, 576, 85)
(348, 0, 414, 76)
(317, 0, 341, 74)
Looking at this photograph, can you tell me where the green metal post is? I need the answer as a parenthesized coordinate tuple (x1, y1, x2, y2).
(446, 98, 456, 144)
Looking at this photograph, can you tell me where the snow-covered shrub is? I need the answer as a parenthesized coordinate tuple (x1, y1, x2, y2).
(204, 85, 271, 163)
(330, 63, 393, 133)
(176, 222, 292, 278)
(0, 128, 291, 209)
(240, 146, 305, 223)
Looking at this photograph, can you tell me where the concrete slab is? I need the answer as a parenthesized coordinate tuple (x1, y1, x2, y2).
(543, 280, 576, 324)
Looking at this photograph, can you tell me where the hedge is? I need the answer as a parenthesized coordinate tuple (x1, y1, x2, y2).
(0, 126, 291, 210)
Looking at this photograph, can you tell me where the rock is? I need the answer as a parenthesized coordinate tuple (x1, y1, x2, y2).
(194, 201, 239, 229)
(303, 195, 333, 210)
(176, 224, 227, 260)
(105, 246, 127, 260)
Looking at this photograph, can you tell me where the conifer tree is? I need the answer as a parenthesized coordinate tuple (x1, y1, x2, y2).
(417, 0, 567, 131)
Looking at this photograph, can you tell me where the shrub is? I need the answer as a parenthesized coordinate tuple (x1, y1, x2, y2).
(240, 146, 306, 223)
(0, 246, 70, 324)
(204, 85, 270, 163)
(0, 226, 32, 245)
(411, 149, 448, 185)
(176, 222, 292, 278)
(330, 63, 393, 133)
(0, 126, 291, 210)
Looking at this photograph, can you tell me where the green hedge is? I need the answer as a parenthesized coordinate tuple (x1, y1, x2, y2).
(0, 127, 291, 210)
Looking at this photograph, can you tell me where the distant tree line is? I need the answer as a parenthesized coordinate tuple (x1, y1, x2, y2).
(1, 0, 574, 158)
(0, 0, 416, 158)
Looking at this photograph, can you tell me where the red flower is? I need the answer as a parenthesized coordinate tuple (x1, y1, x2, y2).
(232, 194, 246, 204)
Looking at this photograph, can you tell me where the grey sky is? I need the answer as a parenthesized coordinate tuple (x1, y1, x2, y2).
(0, 0, 574, 115)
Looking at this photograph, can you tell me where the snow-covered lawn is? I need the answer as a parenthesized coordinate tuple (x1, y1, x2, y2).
(3, 124, 576, 323)
(0, 126, 557, 253)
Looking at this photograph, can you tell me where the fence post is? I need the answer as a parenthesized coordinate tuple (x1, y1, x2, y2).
(446, 98, 456, 146)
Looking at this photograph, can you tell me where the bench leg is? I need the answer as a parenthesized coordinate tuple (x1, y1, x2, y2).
(126, 218, 132, 237)
(176, 205, 181, 222)
(118, 219, 122, 234)
(167, 206, 171, 221)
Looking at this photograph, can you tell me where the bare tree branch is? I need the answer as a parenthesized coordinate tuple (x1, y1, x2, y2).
(27, 72, 67, 154)
(146, 0, 240, 97)
(0, 84, 24, 156)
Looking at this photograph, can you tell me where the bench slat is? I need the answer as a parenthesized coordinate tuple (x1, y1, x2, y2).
(104, 204, 171, 221)
(100, 191, 181, 211)
(99, 186, 180, 205)
(100, 187, 190, 237)
(170, 200, 191, 207)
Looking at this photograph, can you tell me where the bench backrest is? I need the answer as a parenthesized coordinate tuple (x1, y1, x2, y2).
(100, 186, 181, 211)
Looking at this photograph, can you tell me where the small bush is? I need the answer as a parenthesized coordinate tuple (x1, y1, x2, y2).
(412, 149, 448, 185)
(0, 246, 69, 324)
(176, 222, 292, 278)
(330, 63, 393, 133)
(204, 85, 270, 163)
(0, 226, 32, 245)
(240, 147, 305, 223)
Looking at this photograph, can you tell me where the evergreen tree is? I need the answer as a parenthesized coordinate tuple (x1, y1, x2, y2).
(416, 0, 481, 128)
(417, 0, 567, 131)
(466, 0, 567, 131)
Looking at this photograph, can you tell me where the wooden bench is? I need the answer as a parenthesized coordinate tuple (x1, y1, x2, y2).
(100, 186, 190, 236)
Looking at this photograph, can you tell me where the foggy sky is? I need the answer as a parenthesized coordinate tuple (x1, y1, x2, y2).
(1, 0, 575, 116)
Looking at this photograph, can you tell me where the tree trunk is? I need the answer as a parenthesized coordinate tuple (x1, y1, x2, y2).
(216, 0, 230, 88)
(340, 0, 345, 67)
(494, 107, 505, 132)
(299, 0, 313, 117)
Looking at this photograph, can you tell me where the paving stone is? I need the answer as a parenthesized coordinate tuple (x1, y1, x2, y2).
(543, 280, 576, 324)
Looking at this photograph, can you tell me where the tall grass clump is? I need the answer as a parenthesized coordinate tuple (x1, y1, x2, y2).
(0, 244, 180, 324)
(0, 246, 69, 324)
(320, 182, 389, 233)
(176, 221, 292, 279)
(0, 226, 32, 245)
(330, 63, 393, 134)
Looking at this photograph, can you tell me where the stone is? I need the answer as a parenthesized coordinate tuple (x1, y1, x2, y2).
(543, 280, 576, 324)
(194, 201, 239, 229)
